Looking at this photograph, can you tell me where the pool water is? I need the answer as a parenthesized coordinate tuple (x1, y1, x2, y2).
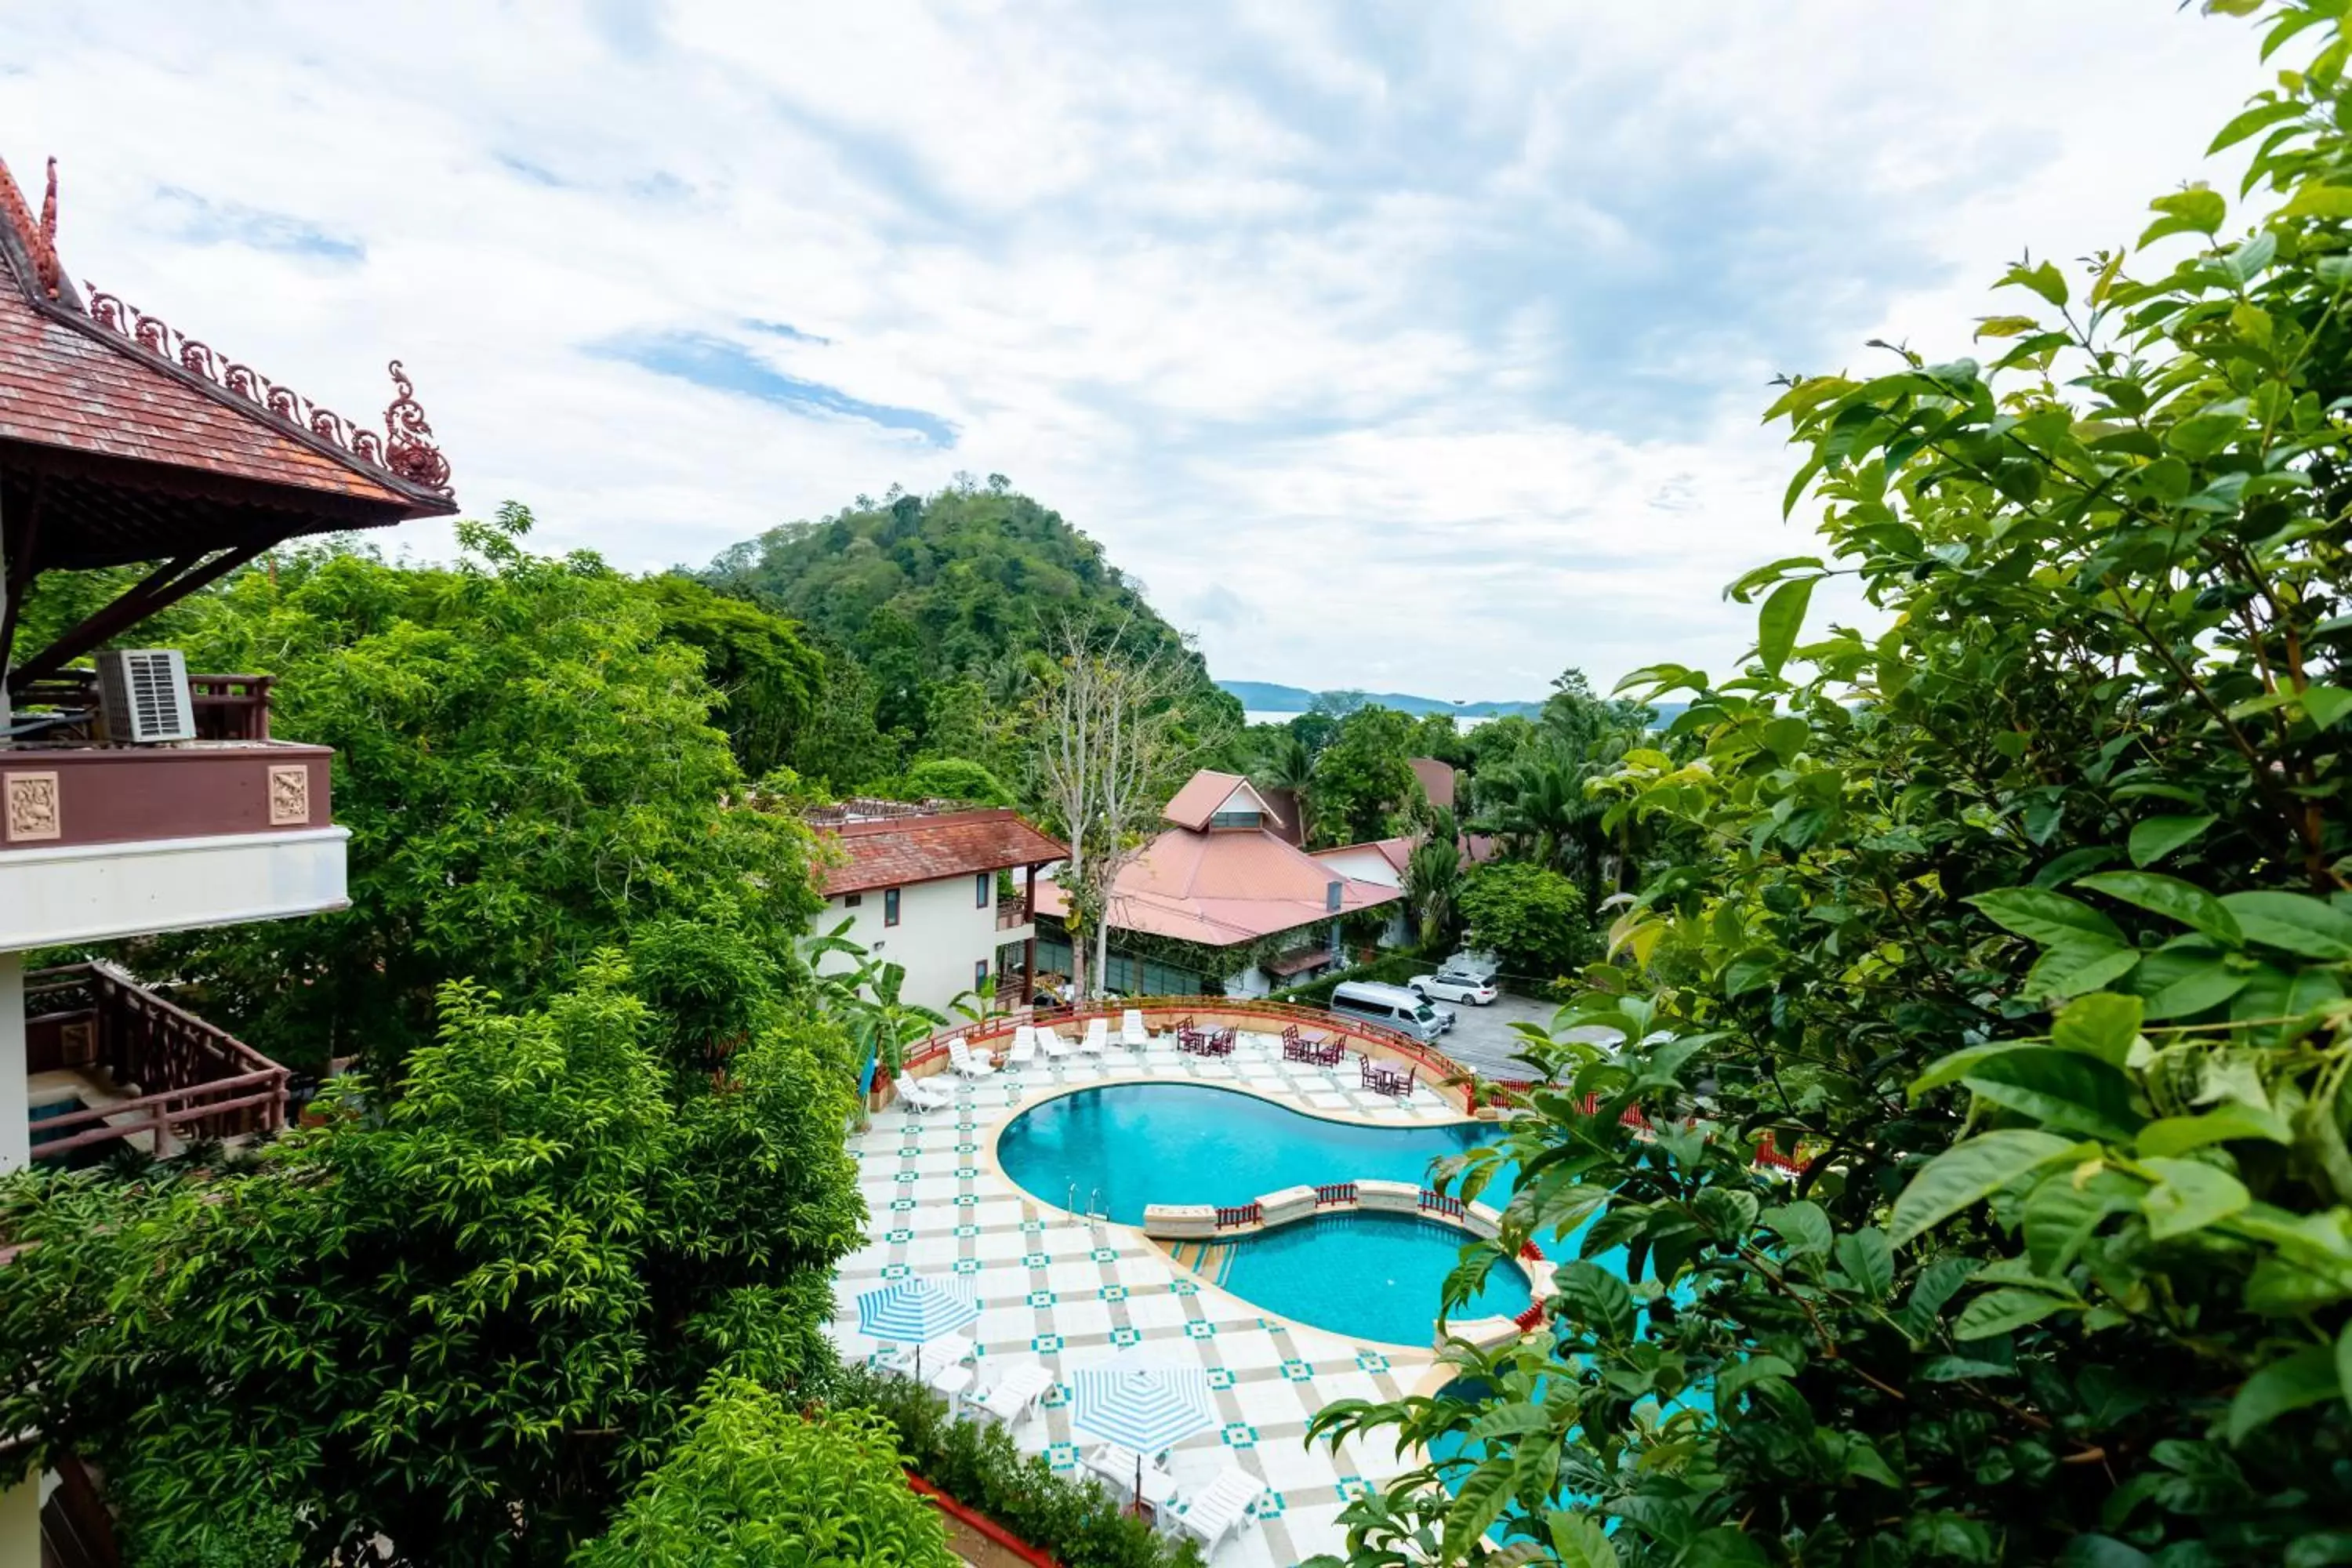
(1214, 1210, 1533, 1346)
(994, 1083, 1504, 1224)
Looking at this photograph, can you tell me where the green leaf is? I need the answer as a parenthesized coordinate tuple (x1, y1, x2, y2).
(1843, 1436, 1902, 1488)
(2140, 185, 2227, 246)
(2051, 992, 2145, 1067)
(2129, 814, 2217, 868)
(2303, 686, 2352, 730)
(1546, 1515, 1621, 1568)
(1969, 887, 2128, 949)
(2005, 259, 2069, 308)
(2218, 891, 2352, 959)
(2141, 956, 2251, 1020)
(1896, 1256, 1982, 1342)
(1955, 1287, 2074, 1341)
(2279, 183, 2352, 219)
(1756, 578, 1814, 677)
(2137, 1102, 2292, 1157)
(2027, 943, 2143, 1002)
(1555, 1260, 1636, 1342)
(2057, 1536, 2154, 1568)
(1890, 1131, 2091, 1248)
(1715, 1353, 1798, 1402)
(1763, 1201, 1833, 1258)
(1961, 1049, 2143, 1142)
(2226, 1345, 2340, 1443)
(2339, 1320, 2352, 1421)
(2024, 1170, 2140, 1276)
(2209, 99, 2307, 154)
(1834, 1229, 1894, 1299)
(2142, 1157, 2252, 1240)
(2076, 870, 2244, 946)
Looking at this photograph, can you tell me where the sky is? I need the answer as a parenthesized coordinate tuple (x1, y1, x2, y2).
(0, 2, 2274, 699)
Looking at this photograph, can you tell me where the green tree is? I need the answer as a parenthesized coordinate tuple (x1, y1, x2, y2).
(575, 1381, 954, 1568)
(0, 954, 864, 1567)
(641, 574, 826, 781)
(898, 756, 1018, 806)
(1309, 706, 1427, 847)
(139, 514, 825, 1071)
(1311, 9, 2352, 1563)
(1453, 860, 1590, 985)
(1405, 808, 1467, 952)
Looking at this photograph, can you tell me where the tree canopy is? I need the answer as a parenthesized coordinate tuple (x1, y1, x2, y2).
(1312, 7, 2352, 1563)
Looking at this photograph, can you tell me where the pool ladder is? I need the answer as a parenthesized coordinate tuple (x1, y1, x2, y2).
(1068, 1182, 1107, 1233)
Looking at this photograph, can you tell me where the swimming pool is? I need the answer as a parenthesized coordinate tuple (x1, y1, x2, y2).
(1210, 1210, 1533, 1346)
(993, 1083, 1504, 1224)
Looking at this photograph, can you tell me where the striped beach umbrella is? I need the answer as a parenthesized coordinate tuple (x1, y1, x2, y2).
(1070, 1356, 1218, 1505)
(856, 1274, 980, 1379)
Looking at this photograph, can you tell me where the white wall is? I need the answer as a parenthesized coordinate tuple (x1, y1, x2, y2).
(819, 871, 1017, 1017)
(1312, 845, 1402, 889)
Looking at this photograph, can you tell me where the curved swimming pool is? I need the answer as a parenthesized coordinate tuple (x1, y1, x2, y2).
(1214, 1210, 1533, 1345)
(994, 1083, 1504, 1224)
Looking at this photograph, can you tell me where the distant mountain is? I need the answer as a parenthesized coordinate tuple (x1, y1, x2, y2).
(1220, 680, 1543, 718)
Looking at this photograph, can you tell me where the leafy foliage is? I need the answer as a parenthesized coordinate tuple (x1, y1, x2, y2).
(575, 1380, 954, 1568)
(1312, 6, 2352, 1563)
(138, 512, 824, 1071)
(0, 956, 863, 1567)
(1456, 861, 1595, 987)
(1308, 705, 1432, 848)
(822, 1364, 1204, 1568)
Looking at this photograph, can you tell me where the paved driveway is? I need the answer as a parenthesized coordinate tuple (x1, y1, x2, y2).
(1426, 991, 1560, 1081)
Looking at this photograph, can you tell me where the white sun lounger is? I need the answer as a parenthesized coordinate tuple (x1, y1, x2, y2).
(948, 1038, 996, 1078)
(973, 1360, 1056, 1428)
(1081, 1017, 1109, 1054)
(1171, 1465, 1268, 1552)
(1121, 1008, 1149, 1047)
(898, 1076, 952, 1112)
(1040, 1027, 1073, 1059)
(1008, 1025, 1038, 1065)
(880, 1330, 975, 1381)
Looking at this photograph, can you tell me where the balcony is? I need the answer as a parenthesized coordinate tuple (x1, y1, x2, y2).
(996, 896, 1032, 932)
(24, 960, 289, 1162)
(0, 670, 346, 949)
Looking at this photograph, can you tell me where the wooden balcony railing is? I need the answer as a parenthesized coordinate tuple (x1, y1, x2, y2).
(24, 960, 289, 1160)
(995, 897, 1029, 931)
(9, 669, 274, 743)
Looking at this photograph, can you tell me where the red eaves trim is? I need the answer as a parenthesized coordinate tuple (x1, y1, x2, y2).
(906, 1472, 1062, 1568)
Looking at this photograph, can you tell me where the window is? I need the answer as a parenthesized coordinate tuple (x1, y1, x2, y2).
(975, 872, 990, 909)
(843, 893, 863, 908)
(1209, 809, 1262, 829)
(884, 887, 902, 927)
(975, 959, 990, 990)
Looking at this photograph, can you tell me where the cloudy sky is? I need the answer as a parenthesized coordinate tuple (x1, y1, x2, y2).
(2, 2, 2267, 699)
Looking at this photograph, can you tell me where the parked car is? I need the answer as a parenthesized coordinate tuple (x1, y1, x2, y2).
(1443, 948, 1501, 984)
(1410, 968, 1499, 1006)
(1328, 980, 1454, 1043)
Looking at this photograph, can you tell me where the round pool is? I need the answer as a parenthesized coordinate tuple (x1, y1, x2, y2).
(994, 1082, 1504, 1224)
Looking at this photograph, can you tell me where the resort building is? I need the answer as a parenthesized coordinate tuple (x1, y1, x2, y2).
(1034, 771, 1403, 996)
(0, 151, 454, 1559)
(808, 798, 1065, 1014)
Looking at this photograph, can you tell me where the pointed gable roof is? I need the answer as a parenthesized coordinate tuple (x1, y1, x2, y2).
(0, 153, 456, 575)
(1161, 769, 1285, 831)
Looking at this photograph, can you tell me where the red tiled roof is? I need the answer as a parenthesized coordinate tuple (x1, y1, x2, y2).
(1264, 945, 1334, 977)
(1036, 813, 1400, 948)
(0, 153, 452, 520)
(815, 808, 1065, 898)
(1161, 770, 1283, 832)
(1410, 757, 1456, 812)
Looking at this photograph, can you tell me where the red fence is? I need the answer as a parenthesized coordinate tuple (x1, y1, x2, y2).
(898, 995, 1478, 1109)
(1418, 1189, 1466, 1220)
(1214, 1201, 1262, 1229)
(1315, 1182, 1357, 1207)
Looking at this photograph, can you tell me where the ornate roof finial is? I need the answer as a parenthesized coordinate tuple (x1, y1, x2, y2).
(383, 361, 452, 496)
(0, 152, 64, 300)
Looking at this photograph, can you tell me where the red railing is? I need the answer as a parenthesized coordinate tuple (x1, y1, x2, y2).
(24, 960, 289, 1160)
(1419, 1189, 1466, 1220)
(896, 996, 1477, 1109)
(1315, 1182, 1357, 1207)
(1214, 1202, 1262, 1229)
(1512, 1301, 1548, 1332)
(996, 898, 1030, 931)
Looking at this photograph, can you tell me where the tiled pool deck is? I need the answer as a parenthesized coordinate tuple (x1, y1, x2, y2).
(829, 1029, 1474, 1566)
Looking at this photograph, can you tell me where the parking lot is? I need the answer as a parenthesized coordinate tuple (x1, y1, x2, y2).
(1421, 990, 1560, 1082)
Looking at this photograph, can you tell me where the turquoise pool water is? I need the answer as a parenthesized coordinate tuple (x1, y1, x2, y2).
(994, 1083, 1504, 1224)
(1218, 1210, 1533, 1345)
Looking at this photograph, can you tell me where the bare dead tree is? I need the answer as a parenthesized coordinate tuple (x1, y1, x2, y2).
(1032, 618, 1224, 1000)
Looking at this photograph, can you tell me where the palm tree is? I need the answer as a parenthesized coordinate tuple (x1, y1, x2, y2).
(1403, 829, 1465, 952)
(1252, 728, 1316, 840)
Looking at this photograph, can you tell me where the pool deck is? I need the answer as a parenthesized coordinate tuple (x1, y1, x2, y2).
(829, 1029, 1475, 1567)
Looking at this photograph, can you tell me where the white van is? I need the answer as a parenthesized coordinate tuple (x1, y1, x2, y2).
(1329, 981, 1451, 1044)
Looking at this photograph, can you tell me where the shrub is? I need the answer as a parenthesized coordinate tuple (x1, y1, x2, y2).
(820, 1364, 1204, 1568)
(1455, 861, 1592, 986)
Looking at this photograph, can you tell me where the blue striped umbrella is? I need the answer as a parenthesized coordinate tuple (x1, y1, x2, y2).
(856, 1274, 980, 1380)
(1070, 1356, 1218, 1506)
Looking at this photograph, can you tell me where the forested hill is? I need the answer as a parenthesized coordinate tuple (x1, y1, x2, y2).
(696, 480, 1237, 784)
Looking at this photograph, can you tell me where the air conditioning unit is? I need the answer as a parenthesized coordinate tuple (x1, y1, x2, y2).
(94, 648, 196, 745)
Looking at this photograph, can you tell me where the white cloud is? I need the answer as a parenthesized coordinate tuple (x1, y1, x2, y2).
(0, 0, 2274, 695)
